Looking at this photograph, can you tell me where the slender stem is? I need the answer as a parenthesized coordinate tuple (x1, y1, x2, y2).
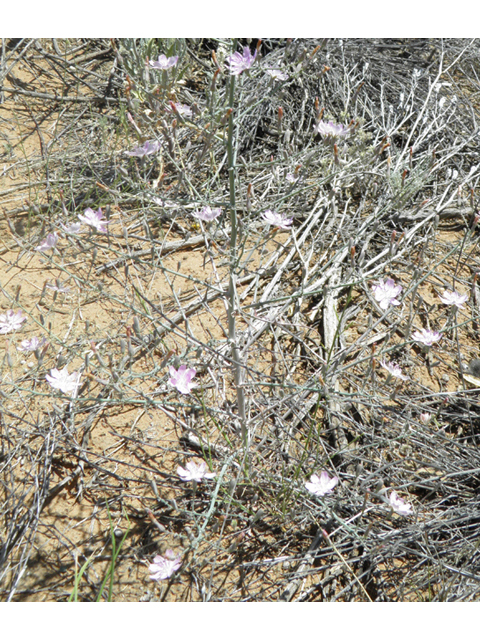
(226, 40, 247, 447)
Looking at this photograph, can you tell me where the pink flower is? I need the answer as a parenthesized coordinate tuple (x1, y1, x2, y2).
(381, 360, 408, 381)
(192, 206, 222, 222)
(438, 290, 468, 309)
(314, 120, 349, 139)
(226, 46, 257, 76)
(18, 336, 46, 352)
(169, 365, 197, 395)
(125, 140, 160, 157)
(46, 366, 81, 397)
(412, 328, 442, 347)
(419, 412, 432, 424)
(35, 232, 58, 252)
(372, 278, 402, 310)
(261, 209, 293, 230)
(177, 460, 216, 483)
(78, 208, 109, 233)
(148, 54, 178, 70)
(305, 471, 339, 497)
(148, 550, 182, 581)
(388, 491, 413, 516)
(0, 310, 26, 334)
(169, 103, 193, 117)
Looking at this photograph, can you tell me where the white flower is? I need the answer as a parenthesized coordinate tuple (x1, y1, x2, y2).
(261, 209, 293, 230)
(62, 222, 82, 234)
(314, 120, 349, 139)
(0, 310, 26, 334)
(46, 366, 81, 397)
(438, 290, 468, 309)
(388, 491, 413, 516)
(18, 336, 46, 352)
(372, 278, 402, 310)
(381, 360, 409, 381)
(412, 328, 442, 347)
(168, 365, 197, 395)
(78, 208, 109, 233)
(419, 412, 432, 424)
(177, 460, 216, 483)
(265, 68, 288, 81)
(148, 550, 182, 581)
(35, 232, 58, 252)
(191, 206, 222, 222)
(305, 471, 338, 497)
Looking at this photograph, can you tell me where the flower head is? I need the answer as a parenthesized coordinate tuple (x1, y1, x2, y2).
(388, 490, 413, 516)
(177, 460, 216, 483)
(438, 290, 468, 309)
(169, 102, 193, 117)
(261, 209, 293, 230)
(46, 281, 70, 294)
(305, 471, 339, 497)
(412, 328, 442, 347)
(148, 550, 182, 581)
(46, 366, 81, 397)
(78, 208, 109, 233)
(285, 172, 299, 184)
(35, 232, 58, 252)
(0, 310, 26, 334)
(125, 140, 160, 157)
(372, 278, 402, 310)
(381, 360, 409, 381)
(148, 54, 178, 70)
(62, 222, 82, 234)
(419, 412, 432, 424)
(18, 336, 46, 352)
(192, 206, 222, 222)
(226, 46, 257, 76)
(265, 68, 288, 81)
(315, 120, 349, 139)
(168, 365, 197, 395)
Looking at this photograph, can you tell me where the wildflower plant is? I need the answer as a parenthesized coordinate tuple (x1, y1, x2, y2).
(6, 36, 480, 603)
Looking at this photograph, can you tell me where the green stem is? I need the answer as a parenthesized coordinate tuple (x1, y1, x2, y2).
(226, 39, 247, 448)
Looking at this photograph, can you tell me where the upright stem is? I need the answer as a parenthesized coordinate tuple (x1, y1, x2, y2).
(226, 42, 247, 447)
